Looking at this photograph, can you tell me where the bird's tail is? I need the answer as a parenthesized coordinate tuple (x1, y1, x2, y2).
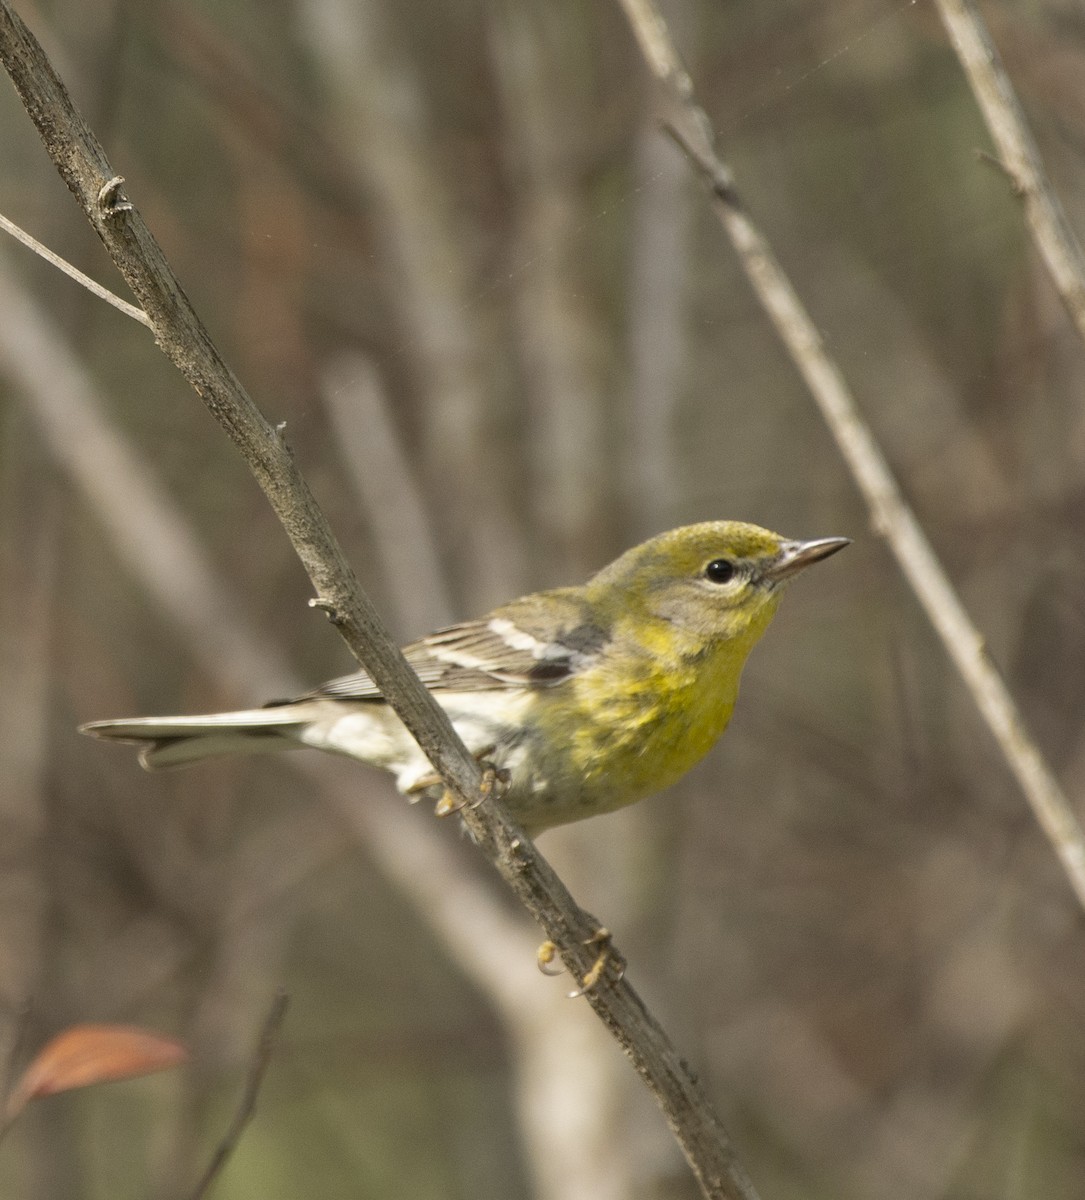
(79, 708, 313, 771)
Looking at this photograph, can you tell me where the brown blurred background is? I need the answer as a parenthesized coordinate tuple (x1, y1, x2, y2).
(2, 0, 1085, 1196)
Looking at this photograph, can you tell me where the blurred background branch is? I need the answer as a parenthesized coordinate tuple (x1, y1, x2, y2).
(188, 989, 287, 1200)
(934, 0, 1085, 345)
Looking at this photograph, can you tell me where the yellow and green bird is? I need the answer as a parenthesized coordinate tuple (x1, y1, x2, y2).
(81, 521, 848, 833)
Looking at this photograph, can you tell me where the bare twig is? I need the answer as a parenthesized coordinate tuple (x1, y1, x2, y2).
(616, 0, 1085, 912)
(0, 209, 152, 326)
(934, 0, 1085, 345)
(490, 5, 608, 577)
(188, 990, 289, 1200)
(0, 5, 759, 1196)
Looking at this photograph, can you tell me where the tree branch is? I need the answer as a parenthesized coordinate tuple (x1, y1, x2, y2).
(934, 0, 1085, 346)
(0, 4, 759, 1196)
(616, 0, 1085, 912)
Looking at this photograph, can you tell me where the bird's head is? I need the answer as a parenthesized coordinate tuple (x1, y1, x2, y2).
(587, 521, 850, 649)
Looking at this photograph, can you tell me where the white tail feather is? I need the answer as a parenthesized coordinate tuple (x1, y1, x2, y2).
(79, 708, 313, 771)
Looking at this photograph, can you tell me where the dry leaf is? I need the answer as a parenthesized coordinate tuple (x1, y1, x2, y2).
(5, 1024, 187, 1123)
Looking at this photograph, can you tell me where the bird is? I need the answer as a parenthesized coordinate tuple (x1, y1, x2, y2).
(80, 521, 848, 834)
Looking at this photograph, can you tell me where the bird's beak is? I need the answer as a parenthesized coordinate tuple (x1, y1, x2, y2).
(763, 536, 851, 583)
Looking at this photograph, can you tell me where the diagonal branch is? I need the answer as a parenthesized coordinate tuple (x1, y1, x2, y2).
(933, 0, 1085, 346)
(616, 0, 1085, 912)
(0, 4, 759, 1196)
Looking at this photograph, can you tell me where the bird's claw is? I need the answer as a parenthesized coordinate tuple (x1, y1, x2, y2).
(536, 940, 565, 976)
(536, 926, 626, 997)
(416, 751, 510, 819)
(432, 788, 459, 818)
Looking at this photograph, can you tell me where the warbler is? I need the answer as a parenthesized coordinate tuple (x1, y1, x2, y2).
(80, 522, 847, 833)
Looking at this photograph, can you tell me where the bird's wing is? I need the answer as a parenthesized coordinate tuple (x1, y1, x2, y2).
(303, 589, 608, 703)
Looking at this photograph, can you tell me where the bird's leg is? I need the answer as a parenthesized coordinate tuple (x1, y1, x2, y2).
(438, 763, 510, 817)
(537, 919, 627, 997)
(407, 747, 511, 819)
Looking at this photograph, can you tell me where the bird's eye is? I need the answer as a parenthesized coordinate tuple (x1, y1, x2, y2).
(703, 558, 736, 585)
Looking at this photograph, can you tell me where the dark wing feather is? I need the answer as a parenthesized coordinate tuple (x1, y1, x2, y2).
(303, 590, 608, 703)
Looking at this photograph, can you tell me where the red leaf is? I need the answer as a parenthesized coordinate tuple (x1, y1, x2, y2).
(5, 1024, 187, 1122)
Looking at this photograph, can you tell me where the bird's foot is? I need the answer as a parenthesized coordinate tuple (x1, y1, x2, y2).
(537, 922, 626, 998)
(408, 749, 510, 820)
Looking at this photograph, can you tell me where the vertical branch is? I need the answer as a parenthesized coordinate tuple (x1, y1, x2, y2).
(623, 0, 697, 538)
(298, 0, 526, 605)
(625, 125, 692, 535)
(491, 3, 610, 579)
(933, 0, 1085, 346)
(615, 0, 1085, 912)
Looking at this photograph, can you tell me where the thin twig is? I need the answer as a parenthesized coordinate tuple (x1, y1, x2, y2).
(616, 0, 1085, 913)
(0, 210, 151, 326)
(0, 5, 758, 1196)
(934, 0, 1085, 345)
(188, 989, 289, 1200)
